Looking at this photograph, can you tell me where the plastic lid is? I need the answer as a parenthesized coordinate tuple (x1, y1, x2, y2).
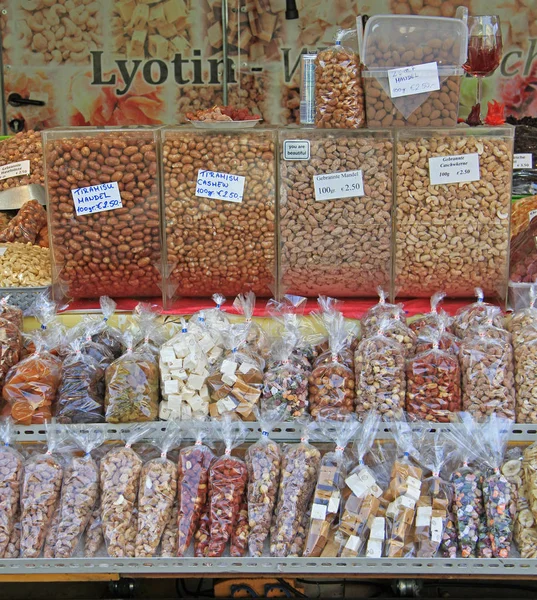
(362, 15, 468, 69)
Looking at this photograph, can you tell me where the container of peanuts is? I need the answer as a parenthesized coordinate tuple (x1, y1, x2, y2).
(361, 15, 467, 127)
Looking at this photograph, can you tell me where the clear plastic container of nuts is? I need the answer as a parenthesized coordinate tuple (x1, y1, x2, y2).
(394, 127, 514, 299)
(43, 127, 162, 299)
(279, 129, 394, 297)
(161, 127, 276, 299)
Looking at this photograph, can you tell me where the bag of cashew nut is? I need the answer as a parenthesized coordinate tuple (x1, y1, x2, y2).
(245, 406, 285, 557)
(100, 425, 151, 557)
(314, 28, 365, 129)
(362, 288, 406, 338)
(19, 426, 64, 558)
(334, 411, 382, 557)
(453, 288, 505, 339)
(0, 419, 24, 558)
(207, 323, 265, 420)
(233, 291, 269, 359)
(176, 420, 215, 556)
(405, 325, 462, 423)
(508, 285, 537, 342)
(105, 330, 159, 423)
(459, 325, 516, 421)
(409, 292, 453, 336)
(135, 422, 181, 557)
(270, 420, 321, 557)
(206, 415, 248, 557)
(303, 412, 359, 557)
(513, 322, 537, 423)
(355, 318, 406, 421)
(52, 429, 104, 558)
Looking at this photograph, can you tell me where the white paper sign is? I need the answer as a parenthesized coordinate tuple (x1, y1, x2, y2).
(196, 169, 245, 203)
(429, 153, 481, 185)
(284, 140, 311, 160)
(72, 182, 123, 216)
(388, 62, 440, 99)
(313, 170, 364, 201)
(0, 160, 30, 181)
(514, 153, 533, 169)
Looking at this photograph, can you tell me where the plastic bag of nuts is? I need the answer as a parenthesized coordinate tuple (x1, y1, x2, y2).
(409, 292, 453, 336)
(354, 319, 406, 420)
(362, 289, 406, 338)
(53, 430, 104, 558)
(89, 296, 125, 360)
(230, 494, 249, 557)
(405, 326, 462, 422)
(303, 412, 359, 557)
(459, 327, 516, 421)
(161, 128, 276, 297)
(43, 128, 162, 299)
(20, 426, 64, 558)
(507, 285, 537, 342)
(176, 421, 215, 556)
(309, 311, 355, 418)
(161, 501, 178, 557)
(453, 289, 505, 339)
(513, 323, 537, 423)
(0, 419, 23, 558)
(415, 320, 461, 357)
(207, 416, 248, 557)
(0, 200, 48, 245)
(0, 315, 22, 389)
(100, 426, 150, 557)
(135, 423, 181, 557)
(245, 407, 284, 557)
(0, 296, 23, 331)
(84, 496, 104, 558)
(314, 29, 365, 129)
(270, 420, 321, 557)
(378, 315, 417, 359)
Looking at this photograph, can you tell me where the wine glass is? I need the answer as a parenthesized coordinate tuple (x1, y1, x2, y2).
(462, 15, 503, 118)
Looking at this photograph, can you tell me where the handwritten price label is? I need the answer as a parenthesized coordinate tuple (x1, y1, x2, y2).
(388, 62, 440, 99)
(313, 170, 364, 201)
(72, 182, 123, 216)
(428, 153, 480, 185)
(196, 169, 245, 203)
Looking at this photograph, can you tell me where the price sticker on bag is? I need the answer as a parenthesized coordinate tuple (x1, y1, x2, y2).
(0, 160, 30, 181)
(514, 153, 533, 169)
(72, 182, 123, 216)
(196, 169, 245, 203)
(313, 170, 364, 201)
(388, 62, 440, 99)
(429, 153, 480, 185)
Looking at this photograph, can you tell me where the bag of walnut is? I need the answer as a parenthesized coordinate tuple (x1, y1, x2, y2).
(315, 28, 366, 129)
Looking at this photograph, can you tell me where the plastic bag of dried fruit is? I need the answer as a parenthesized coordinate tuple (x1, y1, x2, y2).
(508, 284, 537, 343)
(20, 425, 64, 558)
(453, 288, 504, 339)
(66, 318, 115, 369)
(355, 318, 406, 421)
(0, 419, 24, 558)
(0, 313, 22, 388)
(409, 292, 454, 336)
(89, 296, 125, 359)
(135, 422, 181, 557)
(313, 296, 359, 360)
(271, 420, 321, 557)
(233, 291, 269, 358)
(309, 311, 355, 418)
(176, 419, 215, 556)
(100, 425, 151, 557)
(315, 28, 365, 129)
(246, 406, 285, 557)
(130, 302, 166, 358)
(207, 323, 265, 420)
(0, 296, 23, 330)
(459, 326, 516, 421)
(303, 411, 359, 557)
(334, 411, 381, 557)
(105, 330, 159, 423)
(0, 200, 47, 245)
(406, 325, 462, 423)
(53, 429, 104, 558)
(207, 415, 248, 557)
(362, 288, 406, 338)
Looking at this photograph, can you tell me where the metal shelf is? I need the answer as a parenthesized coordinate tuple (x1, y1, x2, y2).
(0, 557, 535, 577)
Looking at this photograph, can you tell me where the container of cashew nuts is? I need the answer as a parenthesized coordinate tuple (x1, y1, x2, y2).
(279, 129, 394, 297)
(394, 127, 514, 300)
(361, 15, 467, 127)
(42, 127, 162, 299)
(161, 126, 276, 299)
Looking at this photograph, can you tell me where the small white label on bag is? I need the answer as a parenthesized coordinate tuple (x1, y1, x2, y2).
(388, 61, 440, 99)
(514, 153, 533, 169)
(72, 182, 123, 216)
(284, 140, 310, 160)
(196, 169, 245, 203)
(429, 153, 481, 185)
(313, 170, 364, 201)
(431, 516, 443, 543)
(0, 160, 30, 181)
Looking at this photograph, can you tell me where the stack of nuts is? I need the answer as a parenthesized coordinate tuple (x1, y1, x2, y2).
(0, 243, 51, 288)
(0, 131, 44, 190)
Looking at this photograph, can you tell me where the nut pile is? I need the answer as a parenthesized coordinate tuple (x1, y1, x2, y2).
(395, 134, 512, 297)
(0, 131, 44, 189)
(513, 324, 537, 423)
(280, 135, 393, 297)
(0, 242, 51, 287)
(45, 130, 161, 298)
(162, 130, 276, 297)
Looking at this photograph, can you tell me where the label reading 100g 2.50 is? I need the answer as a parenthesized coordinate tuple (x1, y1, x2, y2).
(313, 170, 365, 201)
(428, 153, 480, 185)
